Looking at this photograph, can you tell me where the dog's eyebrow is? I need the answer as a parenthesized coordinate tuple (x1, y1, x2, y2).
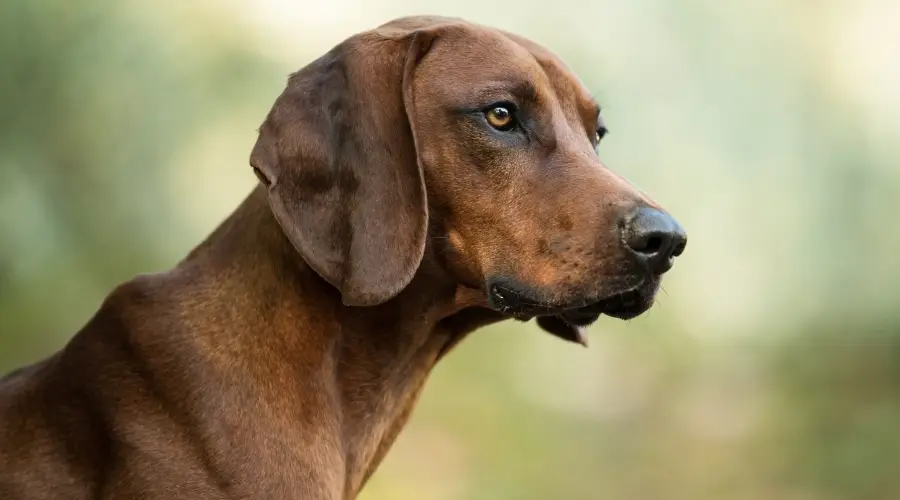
(580, 98, 603, 130)
(510, 80, 540, 104)
(475, 80, 541, 106)
(589, 100, 602, 119)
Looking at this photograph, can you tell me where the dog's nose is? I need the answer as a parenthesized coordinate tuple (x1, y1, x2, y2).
(622, 207, 687, 274)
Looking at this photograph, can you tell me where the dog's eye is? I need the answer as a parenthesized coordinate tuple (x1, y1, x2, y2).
(484, 105, 516, 131)
(595, 127, 608, 144)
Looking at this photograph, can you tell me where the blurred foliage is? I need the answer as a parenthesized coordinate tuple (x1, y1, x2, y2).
(1, 1, 899, 499)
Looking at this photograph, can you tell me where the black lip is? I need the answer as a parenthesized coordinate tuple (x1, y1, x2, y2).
(559, 308, 603, 327)
(570, 287, 652, 320)
(539, 286, 654, 345)
(486, 277, 659, 346)
(487, 277, 652, 318)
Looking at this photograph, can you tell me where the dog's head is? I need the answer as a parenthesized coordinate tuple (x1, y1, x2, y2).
(250, 16, 686, 344)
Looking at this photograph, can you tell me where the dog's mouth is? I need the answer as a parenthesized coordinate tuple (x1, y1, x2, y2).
(487, 277, 660, 346)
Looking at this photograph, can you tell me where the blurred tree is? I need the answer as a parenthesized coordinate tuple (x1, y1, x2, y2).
(0, 0, 276, 366)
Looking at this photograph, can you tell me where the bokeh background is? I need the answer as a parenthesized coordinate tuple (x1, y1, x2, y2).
(2, 1, 899, 499)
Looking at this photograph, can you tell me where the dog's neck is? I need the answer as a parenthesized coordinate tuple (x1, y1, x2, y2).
(160, 185, 501, 494)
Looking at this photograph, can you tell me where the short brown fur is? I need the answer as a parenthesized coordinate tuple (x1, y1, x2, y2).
(0, 16, 684, 499)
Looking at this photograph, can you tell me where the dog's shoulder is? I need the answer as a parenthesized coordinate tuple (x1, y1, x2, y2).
(0, 270, 203, 499)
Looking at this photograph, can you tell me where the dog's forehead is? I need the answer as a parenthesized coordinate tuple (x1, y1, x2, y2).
(499, 30, 600, 116)
(425, 24, 597, 117)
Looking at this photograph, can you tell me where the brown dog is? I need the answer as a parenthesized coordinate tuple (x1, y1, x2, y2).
(0, 15, 686, 499)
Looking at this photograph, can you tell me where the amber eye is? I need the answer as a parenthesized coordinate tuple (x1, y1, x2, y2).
(485, 105, 515, 130)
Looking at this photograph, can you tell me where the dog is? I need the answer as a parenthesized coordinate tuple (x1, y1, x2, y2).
(0, 15, 686, 499)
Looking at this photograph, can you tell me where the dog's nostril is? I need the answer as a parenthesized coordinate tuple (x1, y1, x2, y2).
(672, 240, 687, 258)
(639, 235, 664, 254)
(627, 231, 670, 257)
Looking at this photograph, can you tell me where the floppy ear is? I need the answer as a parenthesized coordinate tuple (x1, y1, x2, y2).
(250, 27, 438, 306)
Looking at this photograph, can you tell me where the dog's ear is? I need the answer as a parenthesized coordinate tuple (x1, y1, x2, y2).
(250, 26, 440, 306)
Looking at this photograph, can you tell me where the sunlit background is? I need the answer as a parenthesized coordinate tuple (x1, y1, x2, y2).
(2, 1, 900, 499)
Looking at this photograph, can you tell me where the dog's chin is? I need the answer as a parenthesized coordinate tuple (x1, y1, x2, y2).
(571, 281, 660, 321)
(487, 277, 661, 346)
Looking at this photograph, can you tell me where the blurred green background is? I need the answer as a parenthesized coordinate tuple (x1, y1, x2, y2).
(2, 1, 899, 499)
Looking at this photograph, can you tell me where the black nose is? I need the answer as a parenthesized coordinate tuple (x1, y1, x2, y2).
(622, 207, 687, 274)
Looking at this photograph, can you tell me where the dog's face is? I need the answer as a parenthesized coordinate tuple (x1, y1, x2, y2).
(251, 16, 686, 342)
(408, 25, 686, 336)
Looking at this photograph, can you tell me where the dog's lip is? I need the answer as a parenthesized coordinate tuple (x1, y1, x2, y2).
(486, 275, 661, 346)
(534, 286, 654, 346)
(562, 286, 650, 318)
(488, 281, 649, 318)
